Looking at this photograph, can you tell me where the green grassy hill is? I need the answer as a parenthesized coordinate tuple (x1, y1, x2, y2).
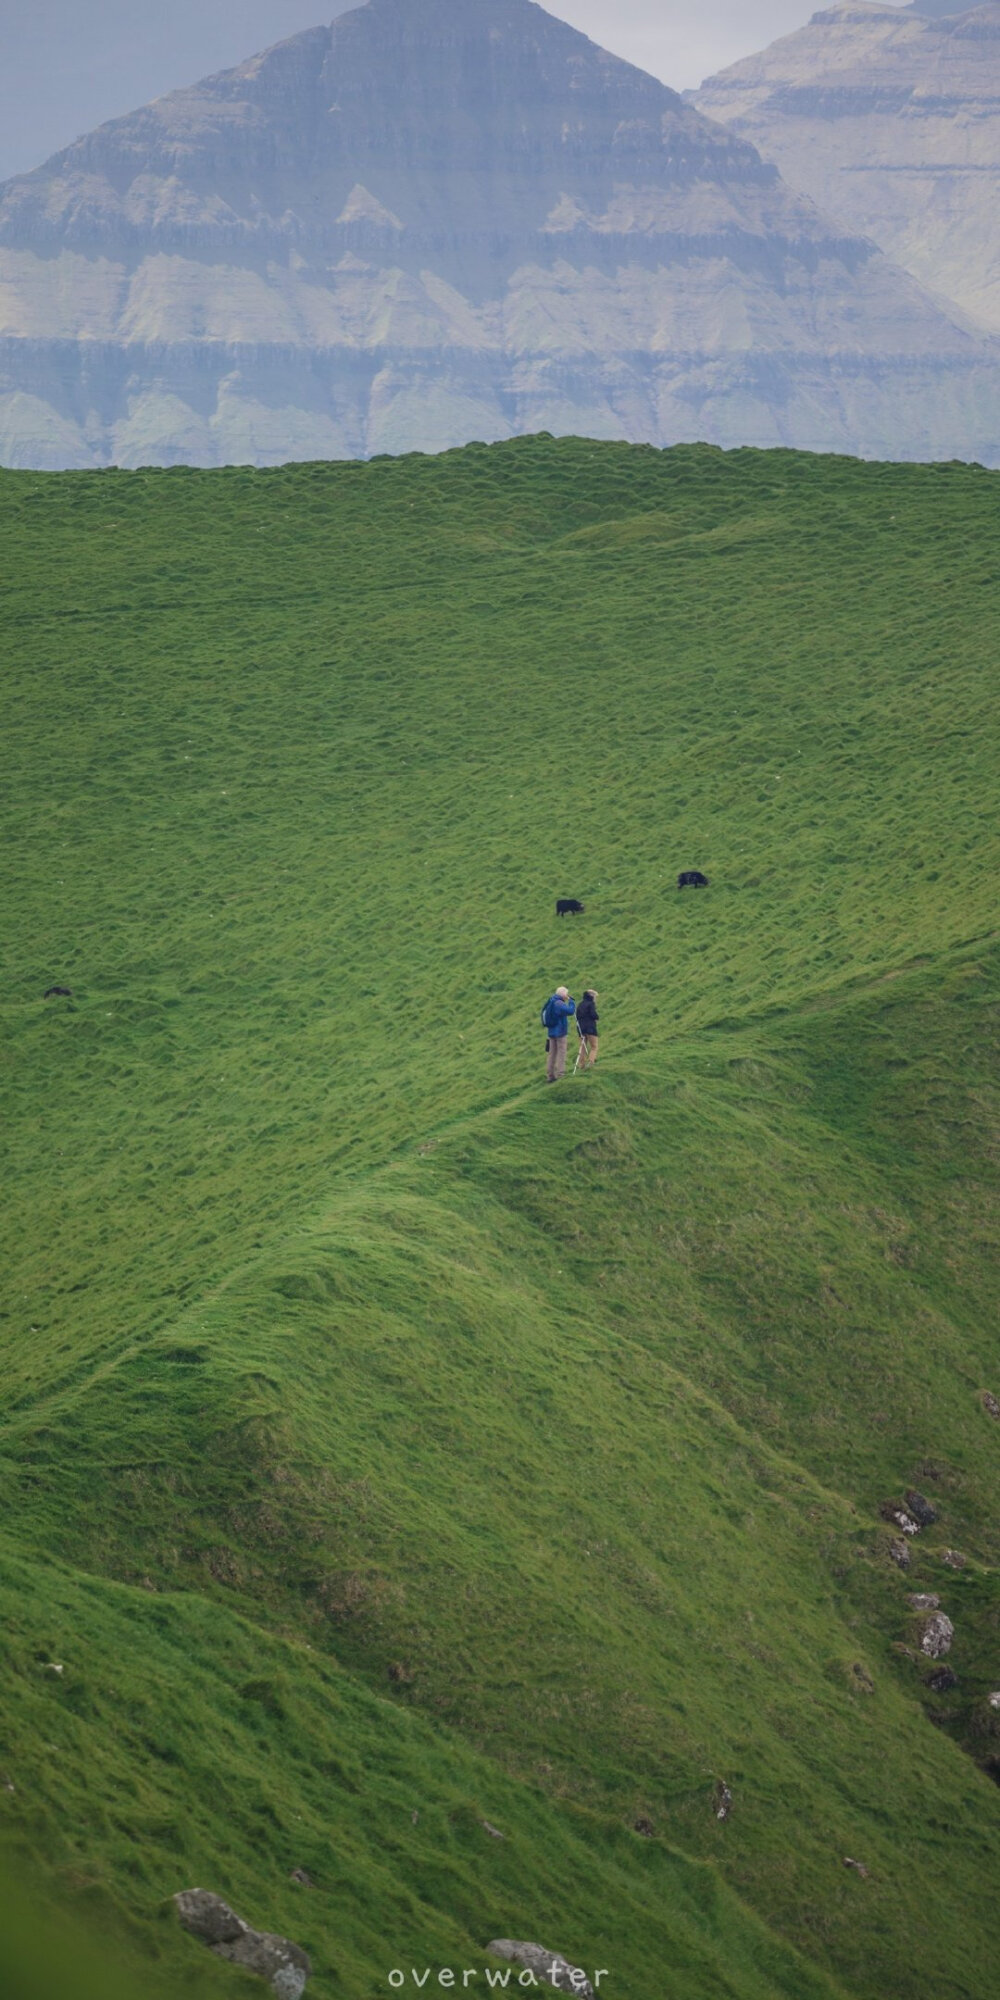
(1, 437, 999, 2000)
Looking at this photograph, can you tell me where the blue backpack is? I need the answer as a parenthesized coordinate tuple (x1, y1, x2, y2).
(541, 995, 558, 1032)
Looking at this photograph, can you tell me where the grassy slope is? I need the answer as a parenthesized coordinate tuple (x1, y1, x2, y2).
(1, 439, 999, 2000)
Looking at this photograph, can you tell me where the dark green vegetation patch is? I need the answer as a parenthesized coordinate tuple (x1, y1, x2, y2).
(1, 438, 999, 2000)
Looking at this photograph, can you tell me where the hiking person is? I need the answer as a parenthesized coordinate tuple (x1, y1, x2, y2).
(542, 986, 576, 1083)
(576, 988, 599, 1067)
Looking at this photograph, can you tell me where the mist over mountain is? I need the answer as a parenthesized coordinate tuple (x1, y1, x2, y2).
(1, 0, 998, 468)
(695, 2, 1000, 336)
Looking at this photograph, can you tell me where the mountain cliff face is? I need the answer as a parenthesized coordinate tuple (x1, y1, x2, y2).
(1, 0, 998, 468)
(695, 2, 1000, 336)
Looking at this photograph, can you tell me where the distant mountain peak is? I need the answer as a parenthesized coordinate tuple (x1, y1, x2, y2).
(0, 0, 997, 469)
(337, 183, 404, 229)
(695, 0, 1000, 337)
(902, 0, 991, 14)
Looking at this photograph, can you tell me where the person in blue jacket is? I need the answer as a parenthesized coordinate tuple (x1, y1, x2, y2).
(543, 985, 576, 1083)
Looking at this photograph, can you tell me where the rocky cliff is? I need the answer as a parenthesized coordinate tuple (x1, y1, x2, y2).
(1, 0, 998, 468)
(695, 2, 1000, 336)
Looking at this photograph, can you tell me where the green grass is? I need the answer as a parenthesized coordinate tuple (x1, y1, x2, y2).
(1, 438, 999, 2000)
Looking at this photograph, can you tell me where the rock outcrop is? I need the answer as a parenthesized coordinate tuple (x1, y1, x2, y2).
(906, 1490, 938, 1528)
(917, 1611, 955, 1657)
(694, 2, 1000, 335)
(925, 1666, 959, 1691)
(0, 0, 998, 469)
(487, 1941, 594, 1997)
(174, 1890, 310, 1998)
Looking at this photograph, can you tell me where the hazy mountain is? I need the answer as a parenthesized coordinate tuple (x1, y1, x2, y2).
(1, 0, 998, 469)
(695, 3, 1000, 335)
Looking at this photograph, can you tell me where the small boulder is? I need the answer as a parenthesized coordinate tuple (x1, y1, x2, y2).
(881, 1504, 920, 1536)
(843, 1857, 870, 1879)
(714, 1780, 733, 1822)
(918, 1613, 955, 1660)
(982, 1392, 1000, 1421)
(888, 1538, 912, 1571)
(906, 1491, 938, 1528)
(633, 1815, 655, 1838)
(174, 1892, 309, 1998)
(175, 1891, 245, 1948)
(989, 1693, 1000, 1712)
(216, 1931, 311, 2000)
(288, 1869, 314, 1888)
(925, 1667, 958, 1694)
(940, 1549, 966, 1570)
(908, 1594, 941, 1613)
(481, 1820, 505, 1840)
(487, 1942, 593, 1997)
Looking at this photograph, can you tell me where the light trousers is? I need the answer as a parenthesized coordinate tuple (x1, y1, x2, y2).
(546, 1037, 568, 1082)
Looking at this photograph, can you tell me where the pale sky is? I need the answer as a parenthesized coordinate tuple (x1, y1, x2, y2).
(0, 0, 910, 184)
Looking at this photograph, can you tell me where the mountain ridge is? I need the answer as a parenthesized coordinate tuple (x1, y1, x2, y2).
(1, 0, 998, 468)
(694, 1, 1000, 335)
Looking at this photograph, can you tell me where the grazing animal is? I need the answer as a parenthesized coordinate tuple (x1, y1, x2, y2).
(43, 985, 72, 998)
(677, 871, 709, 890)
(556, 898, 585, 917)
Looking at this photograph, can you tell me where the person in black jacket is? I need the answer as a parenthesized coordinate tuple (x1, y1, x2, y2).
(576, 989, 600, 1068)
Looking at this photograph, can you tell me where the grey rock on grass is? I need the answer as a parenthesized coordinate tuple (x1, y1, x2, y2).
(906, 1491, 938, 1528)
(487, 1941, 594, 1997)
(217, 1930, 311, 1998)
(881, 1504, 920, 1536)
(175, 1890, 245, 1947)
(918, 1613, 955, 1660)
(175, 1891, 310, 1998)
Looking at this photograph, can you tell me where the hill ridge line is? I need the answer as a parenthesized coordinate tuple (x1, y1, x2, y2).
(5, 930, 993, 1441)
